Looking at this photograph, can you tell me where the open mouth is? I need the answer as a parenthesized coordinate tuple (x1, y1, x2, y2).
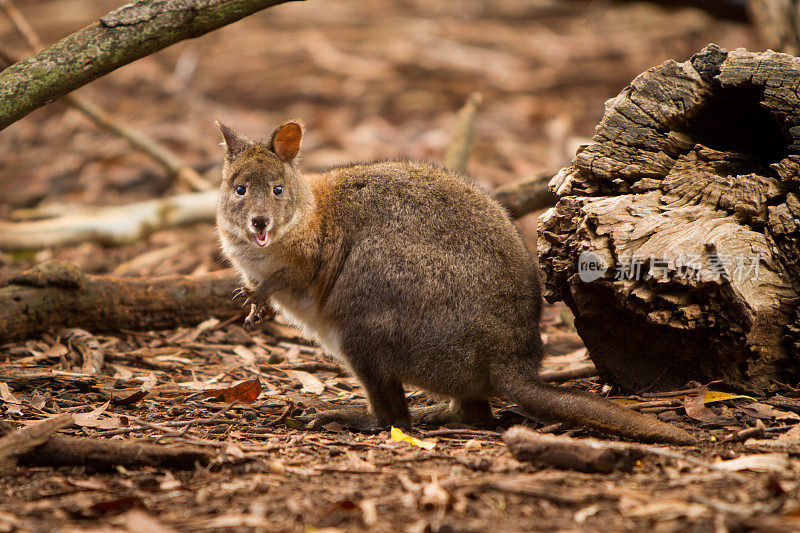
(252, 229, 271, 247)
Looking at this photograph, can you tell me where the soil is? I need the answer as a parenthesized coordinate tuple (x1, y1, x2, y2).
(4, 1, 800, 532)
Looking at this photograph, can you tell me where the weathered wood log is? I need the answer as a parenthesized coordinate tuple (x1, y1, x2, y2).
(0, 260, 241, 343)
(0, 0, 297, 130)
(0, 418, 213, 469)
(538, 45, 800, 393)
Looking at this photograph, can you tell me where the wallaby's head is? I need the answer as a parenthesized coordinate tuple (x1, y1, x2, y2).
(216, 120, 308, 248)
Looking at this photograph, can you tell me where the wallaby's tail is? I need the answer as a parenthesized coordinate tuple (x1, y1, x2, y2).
(497, 377, 696, 445)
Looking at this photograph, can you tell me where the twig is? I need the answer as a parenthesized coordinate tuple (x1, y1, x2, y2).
(493, 171, 556, 219)
(639, 386, 702, 398)
(539, 363, 598, 383)
(441, 476, 611, 506)
(263, 399, 294, 428)
(273, 362, 346, 375)
(537, 422, 569, 434)
(0, 0, 210, 191)
(422, 428, 501, 439)
(614, 398, 683, 411)
(443, 92, 483, 173)
(94, 402, 240, 439)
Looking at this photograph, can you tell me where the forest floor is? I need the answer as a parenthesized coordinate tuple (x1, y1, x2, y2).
(4, 0, 800, 532)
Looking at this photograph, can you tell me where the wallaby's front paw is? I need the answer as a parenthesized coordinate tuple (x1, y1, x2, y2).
(243, 303, 269, 330)
(232, 286, 255, 306)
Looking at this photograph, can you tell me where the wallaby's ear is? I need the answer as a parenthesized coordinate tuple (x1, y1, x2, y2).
(217, 120, 252, 159)
(269, 120, 304, 163)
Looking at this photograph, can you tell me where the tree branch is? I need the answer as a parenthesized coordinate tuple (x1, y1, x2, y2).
(0, 0, 212, 190)
(0, 0, 299, 130)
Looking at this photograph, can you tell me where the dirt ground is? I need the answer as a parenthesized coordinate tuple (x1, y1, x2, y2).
(5, 1, 800, 532)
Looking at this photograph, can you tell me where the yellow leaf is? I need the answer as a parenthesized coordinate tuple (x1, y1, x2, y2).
(609, 398, 642, 406)
(704, 390, 754, 404)
(390, 427, 436, 450)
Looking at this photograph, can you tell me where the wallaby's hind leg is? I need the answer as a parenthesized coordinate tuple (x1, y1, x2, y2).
(412, 398, 494, 427)
(362, 376, 411, 429)
(306, 365, 410, 431)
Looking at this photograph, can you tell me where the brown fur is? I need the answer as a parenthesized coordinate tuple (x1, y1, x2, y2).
(215, 121, 696, 445)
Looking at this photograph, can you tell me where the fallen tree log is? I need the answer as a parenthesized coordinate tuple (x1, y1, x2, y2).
(0, 174, 553, 251)
(0, 417, 213, 470)
(538, 45, 800, 393)
(0, 260, 241, 343)
(0, 190, 217, 250)
(0, 0, 297, 130)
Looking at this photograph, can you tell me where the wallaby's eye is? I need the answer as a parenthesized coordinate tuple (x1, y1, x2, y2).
(273, 185, 284, 196)
(235, 185, 247, 196)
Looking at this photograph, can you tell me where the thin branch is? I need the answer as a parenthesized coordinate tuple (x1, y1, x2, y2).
(443, 92, 483, 173)
(0, 0, 298, 130)
(0, 0, 211, 191)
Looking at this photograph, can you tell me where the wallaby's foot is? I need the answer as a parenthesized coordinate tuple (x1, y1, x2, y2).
(411, 404, 460, 426)
(412, 399, 495, 427)
(302, 408, 383, 432)
(302, 408, 412, 433)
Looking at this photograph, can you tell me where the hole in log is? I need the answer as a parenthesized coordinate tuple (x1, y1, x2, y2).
(692, 85, 788, 169)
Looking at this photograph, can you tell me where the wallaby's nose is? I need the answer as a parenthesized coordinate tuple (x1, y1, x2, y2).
(251, 216, 270, 231)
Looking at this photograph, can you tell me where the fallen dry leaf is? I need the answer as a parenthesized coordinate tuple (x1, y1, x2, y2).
(739, 402, 800, 421)
(233, 345, 258, 367)
(72, 401, 120, 429)
(283, 369, 325, 395)
(704, 390, 755, 403)
(114, 373, 157, 405)
(203, 378, 262, 402)
(359, 499, 378, 527)
(778, 425, 800, 441)
(390, 427, 436, 450)
(684, 384, 732, 423)
(0, 382, 22, 416)
(420, 476, 449, 510)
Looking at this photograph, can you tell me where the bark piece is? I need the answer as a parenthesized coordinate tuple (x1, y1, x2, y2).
(538, 45, 800, 392)
(0, 0, 297, 130)
(0, 260, 241, 343)
(60, 328, 105, 375)
(502, 426, 645, 473)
